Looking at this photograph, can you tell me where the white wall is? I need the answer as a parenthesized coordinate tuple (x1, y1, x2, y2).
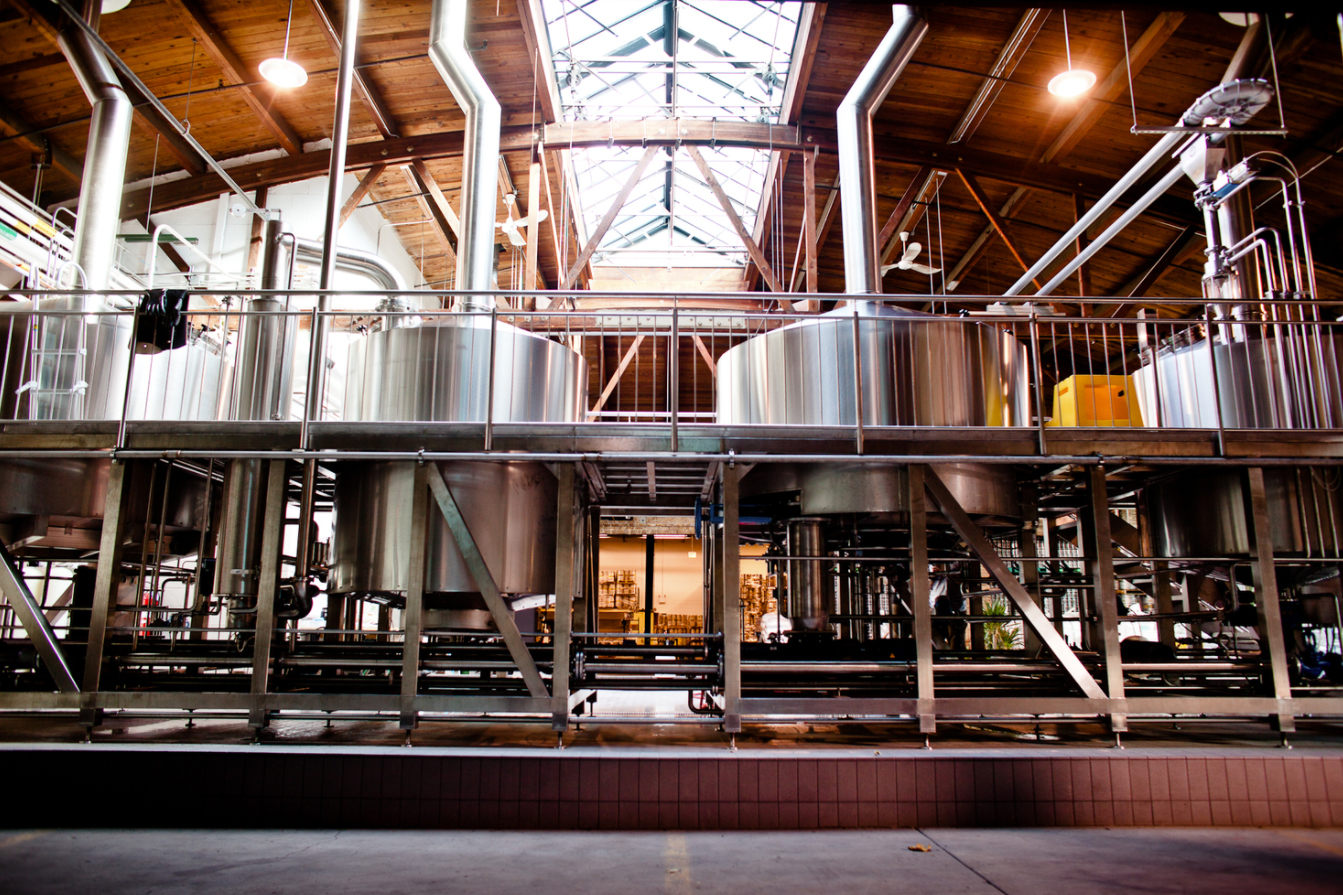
(119, 173, 427, 308)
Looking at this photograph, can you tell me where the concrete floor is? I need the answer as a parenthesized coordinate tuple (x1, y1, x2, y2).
(2, 828, 1341, 894)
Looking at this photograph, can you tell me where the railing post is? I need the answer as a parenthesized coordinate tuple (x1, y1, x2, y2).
(852, 307, 864, 455)
(115, 305, 140, 449)
(485, 307, 497, 451)
(1029, 313, 1047, 454)
(670, 303, 679, 453)
(1204, 306, 1226, 454)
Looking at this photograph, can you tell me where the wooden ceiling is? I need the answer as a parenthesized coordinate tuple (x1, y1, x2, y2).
(1, 2, 1342, 308)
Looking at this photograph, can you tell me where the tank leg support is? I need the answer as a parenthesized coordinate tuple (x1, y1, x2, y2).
(399, 463, 431, 731)
(721, 464, 742, 735)
(1085, 466, 1128, 733)
(1243, 467, 1297, 734)
(80, 460, 133, 731)
(551, 465, 576, 733)
(249, 460, 288, 730)
(908, 466, 936, 736)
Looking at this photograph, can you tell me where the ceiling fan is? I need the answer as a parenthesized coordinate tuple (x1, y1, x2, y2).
(496, 193, 548, 248)
(880, 231, 941, 276)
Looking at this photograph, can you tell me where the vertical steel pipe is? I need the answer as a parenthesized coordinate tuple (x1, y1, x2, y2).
(837, 4, 928, 295)
(788, 518, 829, 631)
(57, 25, 133, 294)
(429, 0, 501, 307)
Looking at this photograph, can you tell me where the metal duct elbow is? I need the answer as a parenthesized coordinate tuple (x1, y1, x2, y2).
(294, 239, 407, 292)
(428, 0, 500, 311)
(57, 24, 134, 295)
(837, 5, 928, 295)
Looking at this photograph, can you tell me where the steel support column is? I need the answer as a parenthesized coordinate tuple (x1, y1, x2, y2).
(551, 464, 576, 732)
(80, 460, 133, 726)
(399, 463, 431, 729)
(0, 541, 78, 693)
(425, 464, 548, 698)
(1083, 465, 1127, 731)
(248, 459, 289, 729)
(1243, 466, 1296, 733)
(907, 465, 934, 733)
(722, 464, 741, 733)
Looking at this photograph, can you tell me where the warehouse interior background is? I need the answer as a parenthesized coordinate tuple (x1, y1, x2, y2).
(1, 1, 1343, 884)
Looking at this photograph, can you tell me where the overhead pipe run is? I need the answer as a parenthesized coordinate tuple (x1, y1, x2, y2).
(837, 5, 929, 295)
(429, 0, 501, 309)
(294, 239, 407, 292)
(1006, 79, 1274, 297)
(56, 23, 132, 294)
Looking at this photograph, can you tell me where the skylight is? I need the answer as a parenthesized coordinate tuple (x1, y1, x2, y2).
(543, 0, 801, 269)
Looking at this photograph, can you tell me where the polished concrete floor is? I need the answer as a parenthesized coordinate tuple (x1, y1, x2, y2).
(2, 828, 1341, 894)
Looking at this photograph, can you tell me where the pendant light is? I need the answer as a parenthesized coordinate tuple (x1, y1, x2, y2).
(260, 0, 308, 89)
(1047, 10, 1096, 98)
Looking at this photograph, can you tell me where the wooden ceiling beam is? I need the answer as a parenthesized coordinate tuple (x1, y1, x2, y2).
(0, 100, 82, 183)
(338, 162, 387, 227)
(400, 166, 457, 272)
(942, 11, 1186, 292)
(406, 159, 460, 257)
(301, 0, 398, 138)
(686, 146, 786, 301)
(8, 0, 207, 176)
(161, 0, 303, 155)
(566, 146, 659, 288)
(1106, 224, 1203, 318)
(956, 169, 1041, 290)
(119, 120, 1205, 229)
(743, 1, 825, 291)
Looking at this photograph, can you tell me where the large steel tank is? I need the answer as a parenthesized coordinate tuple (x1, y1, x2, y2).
(0, 299, 226, 553)
(1136, 324, 1343, 558)
(329, 314, 587, 622)
(716, 302, 1029, 520)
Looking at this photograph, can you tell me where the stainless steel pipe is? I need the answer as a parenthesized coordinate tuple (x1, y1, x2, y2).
(837, 5, 929, 295)
(788, 518, 829, 631)
(56, 24, 133, 294)
(429, 0, 501, 307)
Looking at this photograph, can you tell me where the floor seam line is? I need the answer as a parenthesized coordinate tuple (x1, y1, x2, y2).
(917, 828, 1012, 895)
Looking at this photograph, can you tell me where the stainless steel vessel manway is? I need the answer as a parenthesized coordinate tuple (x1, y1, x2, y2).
(716, 301, 1028, 520)
(330, 315, 587, 618)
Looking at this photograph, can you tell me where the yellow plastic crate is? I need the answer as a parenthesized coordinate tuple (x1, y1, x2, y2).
(1047, 374, 1144, 427)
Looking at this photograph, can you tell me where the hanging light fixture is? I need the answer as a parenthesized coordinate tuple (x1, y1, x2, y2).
(260, 0, 308, 89)
(1047, 10, 1096, 98)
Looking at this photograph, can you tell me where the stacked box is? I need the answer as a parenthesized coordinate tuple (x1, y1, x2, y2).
(740, 573, 779, 642)
(598, 569, 640, 611)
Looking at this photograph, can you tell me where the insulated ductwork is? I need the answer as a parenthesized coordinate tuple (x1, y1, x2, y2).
(57, 24, 133, 293)
(837, 5, 929, 294)
(429, 0, 500, 309)
(294, 238, 407, 292)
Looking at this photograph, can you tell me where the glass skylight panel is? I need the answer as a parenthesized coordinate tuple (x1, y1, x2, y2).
(543, 0, 800, 268)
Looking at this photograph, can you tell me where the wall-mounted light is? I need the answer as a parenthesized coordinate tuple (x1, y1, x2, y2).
(260, 0, 307, 89)
(1047, 10, 1096, 98)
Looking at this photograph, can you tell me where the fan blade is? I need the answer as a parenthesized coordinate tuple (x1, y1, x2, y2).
(879, 262, 899, 276)
(901, 243, 920, 266)
(909, 262, 941, 275)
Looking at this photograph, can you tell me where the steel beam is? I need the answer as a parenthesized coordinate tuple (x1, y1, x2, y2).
(551, 464, 576, 731)
(1083, 465, 1127, 731)
(80, 460, 133, 725)
(722, 464, 741, 733)
(1243, 466, 1296, 733)
(425, 464, 548, 698)
(400, 463, 432, 728)
(247, 459, 289, 729)
(924, 467, 1106, 700)
(0, 541, 78, 692)
(907, 465, 934, 733)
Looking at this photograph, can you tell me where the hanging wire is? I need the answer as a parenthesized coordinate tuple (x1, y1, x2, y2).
(1062, 9, 1073, 70)
(281, 0, 297, 62)
(1121, 11, 1138, 131)
(182, 38, 197, 134)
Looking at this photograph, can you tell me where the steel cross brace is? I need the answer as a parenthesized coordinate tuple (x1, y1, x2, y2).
(424, 463, 549, 699)
(923, 466, 1107, 701)
(0, 541, 78, 692)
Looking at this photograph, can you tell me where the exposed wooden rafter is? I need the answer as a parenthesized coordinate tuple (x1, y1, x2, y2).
(566, 146, 659, 288)
(300, 0, 399, 138)
(161, 0, 303, 155)
(338, 163, 387, 227)
(685, 146, 788, 305)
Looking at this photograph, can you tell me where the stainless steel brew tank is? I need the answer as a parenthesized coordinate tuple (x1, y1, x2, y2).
(330, 314, 587, 606)
(0, 299, 225, 549)
(1136, 325, 1343, 558)
(716, 301, 1028, 520)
